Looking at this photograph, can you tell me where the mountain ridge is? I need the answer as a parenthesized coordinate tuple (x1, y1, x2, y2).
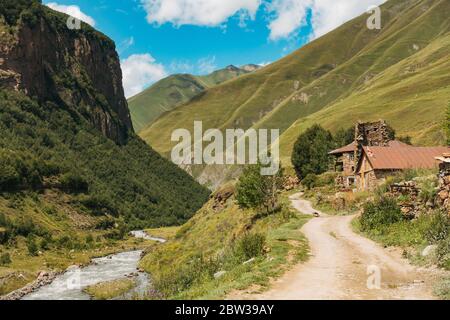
(128, 64, 262, 132)
(139, 0, 449, 177)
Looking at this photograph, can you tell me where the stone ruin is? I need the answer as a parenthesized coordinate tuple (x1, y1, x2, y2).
(437, 154, 450, 214)
(389, 181, 420, 219)
(355, 120, 394, 163)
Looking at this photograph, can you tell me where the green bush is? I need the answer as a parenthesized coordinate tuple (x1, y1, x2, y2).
(233, 233, 266, 261)
(425, 212, 450, 244)
(236, 163, 283, 213)
(26, 235, 39, 256)
(60, 172, 89, 193)
(436, 237, 450, 269)
(302, 173, 317, 190)
(0, 252, 11, 265)
(360, 197, 403, 231)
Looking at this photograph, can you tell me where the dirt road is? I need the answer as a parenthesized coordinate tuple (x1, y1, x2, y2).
(234, 193, 441, 300)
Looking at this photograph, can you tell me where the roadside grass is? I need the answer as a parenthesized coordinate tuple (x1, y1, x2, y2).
(434, 277, 450, 300)
(351, 216, 431, 248)
(83, 278, 136, 300)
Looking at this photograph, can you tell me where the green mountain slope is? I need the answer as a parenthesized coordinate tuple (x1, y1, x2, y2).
(140, 0, 449, 169)
(0, 1, 210, 229)
(128, 65, 259, 132)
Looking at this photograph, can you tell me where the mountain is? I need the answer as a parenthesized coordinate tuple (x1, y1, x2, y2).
(0, 0, 210, 230)
(140, 0, 450, 175)
(128, 64, 261, 132)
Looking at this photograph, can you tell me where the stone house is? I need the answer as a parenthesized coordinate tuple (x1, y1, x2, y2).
(329, 142, 357, 189)
(330, 140, 410, 189)
(355, 146, 449, 191)
(330, 120, 449, 191)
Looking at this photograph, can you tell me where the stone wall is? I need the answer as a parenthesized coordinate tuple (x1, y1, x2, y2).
(437, 162, 450, 214)
(389, 181, 420, 218)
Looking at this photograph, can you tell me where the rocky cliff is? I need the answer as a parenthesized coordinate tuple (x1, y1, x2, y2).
(0, 1, 133, 144)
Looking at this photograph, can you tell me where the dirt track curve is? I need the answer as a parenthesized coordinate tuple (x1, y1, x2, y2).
(231, 193, 442, 300)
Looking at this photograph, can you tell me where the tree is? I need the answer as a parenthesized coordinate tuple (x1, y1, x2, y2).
(236, 163, 284, 213)
(397, 136, 413, 145)
(446, 101, 450, 146)
(26, 235, 39, 256)
(334, 127, 354, 147)
(291, 124, 335, 179)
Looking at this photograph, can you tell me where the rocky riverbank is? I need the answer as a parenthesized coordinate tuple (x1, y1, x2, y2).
(0, 271, 59, 300)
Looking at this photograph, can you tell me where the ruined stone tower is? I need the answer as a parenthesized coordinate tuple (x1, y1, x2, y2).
(354, 120, 394, 163)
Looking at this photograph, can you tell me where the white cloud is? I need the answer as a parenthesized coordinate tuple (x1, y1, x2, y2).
(45, 2, 96, 26)
(267, 0, 311, 41)
(197, 56, 217, 75)
(140, 0, 386, 41)
(121, 54, 167, 98)
(118, 37, 135, 54)
(140, 0, 260, 27)
(258, 61, 271, 67)
(310, 0, 386, 39)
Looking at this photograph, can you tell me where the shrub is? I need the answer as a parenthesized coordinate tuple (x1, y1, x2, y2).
(0, 252, 11, 265)
(60, 172, 89, 193)
(360, 197, 403, 231)
(302, 173, 317, 190)
(291, 124, 335, 179)
(236, 163, 284, 213)
(26, 235, 39, 256)
(233, 233, 266, 261)
(425, 212, 450, 244)
(436, 237, 450, 269)
(0, 163, 21, 191)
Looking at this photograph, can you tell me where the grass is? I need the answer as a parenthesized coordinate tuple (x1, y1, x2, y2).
(139, 190, 311, 299)
(145, 226, 180, 240)
(434, 277, 450, 300)
(83, 278, 136, 300)
(352, 216, 431, 248)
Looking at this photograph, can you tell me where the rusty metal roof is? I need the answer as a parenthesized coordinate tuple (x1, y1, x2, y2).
(329, 142, 356, 155)
(363, 146, 449, 170)
(329, 140, 411, 155)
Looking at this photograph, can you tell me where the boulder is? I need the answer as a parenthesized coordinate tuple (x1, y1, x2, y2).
(213, 271, 227, 279)
(421, 245, 437, 257)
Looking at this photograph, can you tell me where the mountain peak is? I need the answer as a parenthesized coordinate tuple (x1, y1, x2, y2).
(240, 64, 262, 72)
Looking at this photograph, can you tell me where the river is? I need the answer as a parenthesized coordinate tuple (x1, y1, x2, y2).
(21, 231, 161, 300)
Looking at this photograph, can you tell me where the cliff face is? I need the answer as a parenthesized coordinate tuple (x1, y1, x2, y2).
(0, 2, 133, 144)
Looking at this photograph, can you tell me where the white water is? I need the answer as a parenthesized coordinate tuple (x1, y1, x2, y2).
(21, 230, 164, 300)
(22, 251, 149, 300)
(130, 230, 167, 243)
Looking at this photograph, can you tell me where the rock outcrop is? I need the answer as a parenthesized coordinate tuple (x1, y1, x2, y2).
(0, 1, 133, 144)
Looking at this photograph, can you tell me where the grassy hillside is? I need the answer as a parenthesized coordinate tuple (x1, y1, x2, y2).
(140, 0, 450, 169)
(140, 186, 310, 299)
(128, 65, 258, 132)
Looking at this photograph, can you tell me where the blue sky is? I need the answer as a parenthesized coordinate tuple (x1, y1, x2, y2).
(44, 0, 385, 97)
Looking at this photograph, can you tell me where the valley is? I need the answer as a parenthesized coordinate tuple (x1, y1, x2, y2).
(1, 0, 449, 302)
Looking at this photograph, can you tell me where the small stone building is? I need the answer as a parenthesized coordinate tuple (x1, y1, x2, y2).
(330, 140, 411, 189)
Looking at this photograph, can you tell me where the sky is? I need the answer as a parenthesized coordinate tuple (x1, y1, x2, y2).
(44, 0, 385, 98)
